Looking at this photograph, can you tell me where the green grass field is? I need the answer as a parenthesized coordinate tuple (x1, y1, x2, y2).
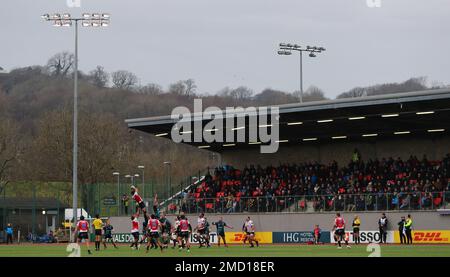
(1, 244, 450, 257)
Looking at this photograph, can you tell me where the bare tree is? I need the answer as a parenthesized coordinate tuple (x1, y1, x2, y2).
(230, 86, 253, 100)
(33, 108, 137, 209)
(0, 88, 7, 117)
(297, 86, 327, 102)
(46, 52, 75, 77)
(111, 70, 138, 89)
(337, 87, 367, 99)
(184, 79, 197, 97)
(138, 83, 164, 95)
(254, 88, 297, 105)
(217, 87, 232, 98)
(168, 79, 197, 96)
(337, 77, 429, 98)
(0, 120, 22, 193)
(168, 81, 186, 95)
(33, 109, 72, 182)
(89, 66, 109, 88)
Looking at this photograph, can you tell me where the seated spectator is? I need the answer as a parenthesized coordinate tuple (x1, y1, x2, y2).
(184, 153, 449, 213)
(391, 193, 399, 209)
(356, 195, 365, 211)
(400, 194, 411, 210)
(48, 230, 56, 243)
(26, 232, 33, 242)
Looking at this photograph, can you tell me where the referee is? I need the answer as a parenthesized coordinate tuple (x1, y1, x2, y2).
(92, 214, 103, 251)
(352, 215, 361, 244)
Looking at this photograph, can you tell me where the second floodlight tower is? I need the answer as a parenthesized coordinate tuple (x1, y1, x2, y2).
(277, 43, 325, 103)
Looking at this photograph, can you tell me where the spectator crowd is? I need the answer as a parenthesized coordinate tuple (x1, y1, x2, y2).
(174, 153, 450, 214)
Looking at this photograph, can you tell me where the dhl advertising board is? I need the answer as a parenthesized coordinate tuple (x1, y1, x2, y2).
(225, 232, 273, 244)
(394, 230, 450, 243)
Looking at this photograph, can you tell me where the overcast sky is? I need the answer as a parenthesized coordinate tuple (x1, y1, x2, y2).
(1, 0, 449, 98)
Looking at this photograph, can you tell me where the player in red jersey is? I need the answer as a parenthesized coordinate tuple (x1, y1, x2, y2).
(130, 215, 140, 250)
(131, 186, 147, 217)
(333, 213, 350, 249)
(76, 215, 92, 254)
(313, 225, 321, 244)
(146, 214, 163, 253)
(177, 214, 192, 252)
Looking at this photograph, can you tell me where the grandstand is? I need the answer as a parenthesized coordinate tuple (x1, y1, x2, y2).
(126, 89, 450, 205)
(115, 89, 450, 241)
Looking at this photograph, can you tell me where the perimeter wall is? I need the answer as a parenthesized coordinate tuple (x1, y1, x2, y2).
(109, 211, 450, 244)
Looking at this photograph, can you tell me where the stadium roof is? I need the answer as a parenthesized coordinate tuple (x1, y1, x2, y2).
(126, 88, 450, 152)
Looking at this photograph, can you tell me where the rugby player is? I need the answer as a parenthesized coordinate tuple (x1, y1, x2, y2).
(159, 212, 172, 249)
(313, 225, 321, 244)
(76, 215, 92, 255)
(195, 213, 209, 248)
(102, 219, 118, 249)
(130, 215, 140, 250)
(212, 216, 233, 247)
(92, 214, 103, 251)
(146, 214, 163, 253)
(243, 216, 259, 247)
(139, 213, 150, 247)
(333, 213, 350, 249)
(131, 186, 147, 217)
(171, 215, 181, 249)
(178, 214, 192, 252)
(242, 219, 248, 245)
(204, 217, 211, 248)
(152, 193, 161, 218)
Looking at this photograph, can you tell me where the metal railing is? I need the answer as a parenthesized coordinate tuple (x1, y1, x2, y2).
(156, 191, 450, 214)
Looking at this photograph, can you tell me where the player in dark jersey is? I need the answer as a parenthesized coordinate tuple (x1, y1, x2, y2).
(159, 212, 172, 249)
(102, 219, 118, 249)
(152, 194, 161, 219)
(204, 217, 211, 248)
(139, 213, 150, 247)
(212, 217, 233, 247)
